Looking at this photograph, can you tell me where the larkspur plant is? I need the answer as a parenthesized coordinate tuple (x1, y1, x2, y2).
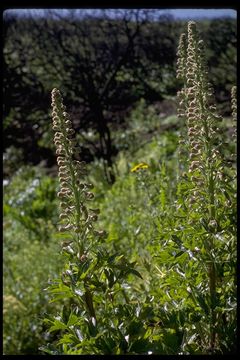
(41, 21, 236, 355)
(41, 89, 151, 355)
(173, 21, 237, 353)
(123, 21, 236, 355)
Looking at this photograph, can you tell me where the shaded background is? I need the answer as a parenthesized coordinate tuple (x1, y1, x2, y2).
(3, 8, 237, 182)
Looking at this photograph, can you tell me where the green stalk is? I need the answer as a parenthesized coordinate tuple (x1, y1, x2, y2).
(196, 38, 217, 353)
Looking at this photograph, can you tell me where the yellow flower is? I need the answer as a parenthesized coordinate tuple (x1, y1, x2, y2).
(131, 162, 149, 173)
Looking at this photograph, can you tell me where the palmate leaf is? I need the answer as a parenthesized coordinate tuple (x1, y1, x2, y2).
(48, 282, 74, 302)
(57, 333, 79, 345)
(49, 319, 68, 332)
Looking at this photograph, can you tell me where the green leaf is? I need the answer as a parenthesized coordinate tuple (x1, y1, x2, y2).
(171, 234, 182, 247)
(49, 284, 71, 294)
(129, 338, 150, 353)
(57, 334, 76, 345)
(62, 305, 71, 324)
(127, 320, 144, 336)
(54, 232, 73, 240)
(126, 268, 143, 279)
(67, 313, 79, 327)
(49, 319, 67, 332)
(107, 253, 119, 264)
(174, 250, 185, 258)
(195, 293, 210, 316)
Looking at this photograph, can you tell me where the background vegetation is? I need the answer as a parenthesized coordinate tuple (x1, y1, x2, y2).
(3, 10, 236, 355)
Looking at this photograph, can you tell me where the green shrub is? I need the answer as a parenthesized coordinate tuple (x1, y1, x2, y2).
(3, 165, 64, 354)
(4, 165, 58, 241)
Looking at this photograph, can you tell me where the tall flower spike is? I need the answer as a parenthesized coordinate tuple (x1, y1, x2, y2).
(183, 21, 224, 208)
(176, 22, 237, 351)
(230, 86, 237, 170)
(176, 33, 188, 124)
(231, 86, 237, 139)
(176, 33, 189, 176)
(176, 33, 187, 81)
(51, 88, 106, 255)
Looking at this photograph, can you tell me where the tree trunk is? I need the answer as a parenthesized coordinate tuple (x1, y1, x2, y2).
(94, 105, 115, 184)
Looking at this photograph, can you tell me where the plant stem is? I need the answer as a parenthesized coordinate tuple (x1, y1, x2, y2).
(208, 260, 216, 351)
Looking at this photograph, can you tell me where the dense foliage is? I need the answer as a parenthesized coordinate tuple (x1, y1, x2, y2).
(3, 15, 236, 355)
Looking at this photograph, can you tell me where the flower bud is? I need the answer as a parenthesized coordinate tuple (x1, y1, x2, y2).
(85, 192, 94, 200)
(59, 166, 68, 172)
(66, 128, 75, 135)
(89, 214, 98, 222)
(94, 230, 107, 238)
(84, 183, 94, 190)
(60, 201, 69, 209)
(57, 159, 66, 166)
(59, 212, 68, 220)
(74, 226, 81, 233)
(56, 148, 65, 156)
